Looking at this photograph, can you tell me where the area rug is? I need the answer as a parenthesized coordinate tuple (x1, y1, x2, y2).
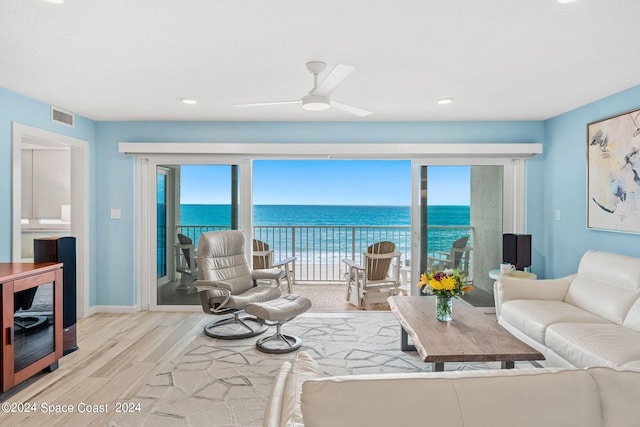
(108, 313, 533, 427)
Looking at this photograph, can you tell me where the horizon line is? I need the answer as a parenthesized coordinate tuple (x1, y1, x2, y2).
(179, 203, 471, 207)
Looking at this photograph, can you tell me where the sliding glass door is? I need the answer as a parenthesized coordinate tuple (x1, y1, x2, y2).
(412, 160, 514, 307)
(155, 164, 239, 307)
(134, 147, 529, 312)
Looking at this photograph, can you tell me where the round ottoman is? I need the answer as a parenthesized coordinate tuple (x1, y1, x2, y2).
(245, 294, 312, 353)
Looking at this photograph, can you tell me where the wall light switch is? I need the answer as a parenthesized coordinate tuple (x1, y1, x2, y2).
(111, 208, 122, 219)
(555, 209, 561, 221)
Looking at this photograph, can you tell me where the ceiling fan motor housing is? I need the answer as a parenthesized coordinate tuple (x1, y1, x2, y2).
(306, 61, 327, 75)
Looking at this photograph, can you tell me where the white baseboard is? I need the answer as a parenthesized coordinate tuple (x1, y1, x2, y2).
(86, 305, 138, 316)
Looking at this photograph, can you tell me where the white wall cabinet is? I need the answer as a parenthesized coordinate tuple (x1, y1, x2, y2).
(21, 149, 70, 220)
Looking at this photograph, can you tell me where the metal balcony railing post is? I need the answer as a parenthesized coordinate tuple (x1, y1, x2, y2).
(291, 226, 296, 278)
(351, 227, 356, 262)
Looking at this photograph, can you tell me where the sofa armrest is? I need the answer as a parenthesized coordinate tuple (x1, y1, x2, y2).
(263, 361, 292, 427)
(494, 274, 575, 319)
(262, 351, 323, 427)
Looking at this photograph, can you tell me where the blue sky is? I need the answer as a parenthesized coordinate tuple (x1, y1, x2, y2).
(179, 161, 470, 205)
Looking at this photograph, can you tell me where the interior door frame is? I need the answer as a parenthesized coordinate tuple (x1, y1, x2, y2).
(11, 123, 90, 319)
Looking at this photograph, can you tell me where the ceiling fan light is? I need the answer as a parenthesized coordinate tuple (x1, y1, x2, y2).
(302, 94, 330, 111)
(303, 102, 329, 111)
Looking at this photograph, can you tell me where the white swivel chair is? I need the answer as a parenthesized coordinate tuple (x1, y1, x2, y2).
(196, 230, 285, 339)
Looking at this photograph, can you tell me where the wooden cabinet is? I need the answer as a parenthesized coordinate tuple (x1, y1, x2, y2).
(0, 263, 63, 392)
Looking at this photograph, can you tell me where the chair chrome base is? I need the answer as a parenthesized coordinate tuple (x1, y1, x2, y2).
(255, 323, 302, 354)
(203, 311, 268, 339)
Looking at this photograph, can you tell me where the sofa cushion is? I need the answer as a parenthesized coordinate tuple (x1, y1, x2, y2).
(302, 373, 464, 427)
(454, 369, 602, 427)
(620, 360, 640, 370)
(565, 251, 640, 325)
(588, 367, 640, 427)
(546, 323, 640, 368)
(280, 351, 323, 427)
(301, 369, 602, 427)
(500, 299, 610, 344)
(565, 276, 639, 325)
(577, 251, 640, 291)
(622, 297, 640, 332)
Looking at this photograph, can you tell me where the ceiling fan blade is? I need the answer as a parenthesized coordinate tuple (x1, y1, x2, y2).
(330, 100, 372, 117)
(312, 64, 355, 96)
(233, 100, 301, 107)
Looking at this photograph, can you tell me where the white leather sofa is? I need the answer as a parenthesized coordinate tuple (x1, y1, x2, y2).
(264, 351, 640, 427)
(494, 250, 640, 369)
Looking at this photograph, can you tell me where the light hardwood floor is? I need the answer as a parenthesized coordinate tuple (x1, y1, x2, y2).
(0, 287, 492, 426)
(0, 311, 209, 427)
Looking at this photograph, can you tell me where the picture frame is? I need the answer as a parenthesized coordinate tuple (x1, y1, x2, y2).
(587, 107, 640, 233)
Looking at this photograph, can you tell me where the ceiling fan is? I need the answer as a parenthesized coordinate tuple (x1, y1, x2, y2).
(233, 61, 372, 117)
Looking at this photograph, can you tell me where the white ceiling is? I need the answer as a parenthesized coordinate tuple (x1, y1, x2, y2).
(1, 0, 639, 122)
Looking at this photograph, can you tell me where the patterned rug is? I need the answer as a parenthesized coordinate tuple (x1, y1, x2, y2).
(108, 313, 533, 427)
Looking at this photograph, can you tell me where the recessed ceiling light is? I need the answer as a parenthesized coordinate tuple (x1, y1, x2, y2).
(43, 0, 65, 4)
(557, 0, 579, 4)
(437, 98, 453, 105)
(181, 98, 197, 105)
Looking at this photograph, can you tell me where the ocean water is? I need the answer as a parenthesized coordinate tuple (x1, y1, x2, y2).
(166, 205, 470, 274)
(180, 204, 469, 227)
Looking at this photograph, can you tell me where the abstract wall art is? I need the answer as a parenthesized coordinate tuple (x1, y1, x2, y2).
(587, 107, 640, 233)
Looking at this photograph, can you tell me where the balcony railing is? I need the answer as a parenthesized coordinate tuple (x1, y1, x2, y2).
(175, 224, 472, 282)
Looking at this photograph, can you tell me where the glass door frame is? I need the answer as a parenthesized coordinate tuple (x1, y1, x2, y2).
(409, 157, 526, 296)
(137, 155, 249, 312)
(156, 166, 174, 287)
(125, 142, 538, 312)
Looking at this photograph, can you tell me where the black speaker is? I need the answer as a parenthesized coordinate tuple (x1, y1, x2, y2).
(502, 234, 532, 271)
(34, 236, 78, 355)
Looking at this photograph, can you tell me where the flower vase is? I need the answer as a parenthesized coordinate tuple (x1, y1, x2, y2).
(435, 295, 452, 321)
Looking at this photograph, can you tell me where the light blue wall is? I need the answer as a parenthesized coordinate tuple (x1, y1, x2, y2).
(4, 83, 638, 309)
(534, 85, 640, 279)
(96, 121, 543, 306)
(0, 88, 96, 305)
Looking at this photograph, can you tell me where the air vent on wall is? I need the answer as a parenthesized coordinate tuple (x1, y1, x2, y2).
(51, 106, 75, 127)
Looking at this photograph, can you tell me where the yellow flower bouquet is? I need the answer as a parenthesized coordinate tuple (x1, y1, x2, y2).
(417, 269, 472, 321)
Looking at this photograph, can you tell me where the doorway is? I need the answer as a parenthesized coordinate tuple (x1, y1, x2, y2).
(417, 164, 503, 307)
(154, 163, 240, 307)
(411, 158, 521, 307)
(124, 142, 535, 312)
(11, 123, 90, 318)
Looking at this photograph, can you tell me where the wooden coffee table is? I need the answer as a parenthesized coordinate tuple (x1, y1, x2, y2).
(388, 296, 544, 372)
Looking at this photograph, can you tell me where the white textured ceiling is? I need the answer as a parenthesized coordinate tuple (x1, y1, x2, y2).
(1, 0, 639, 122)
